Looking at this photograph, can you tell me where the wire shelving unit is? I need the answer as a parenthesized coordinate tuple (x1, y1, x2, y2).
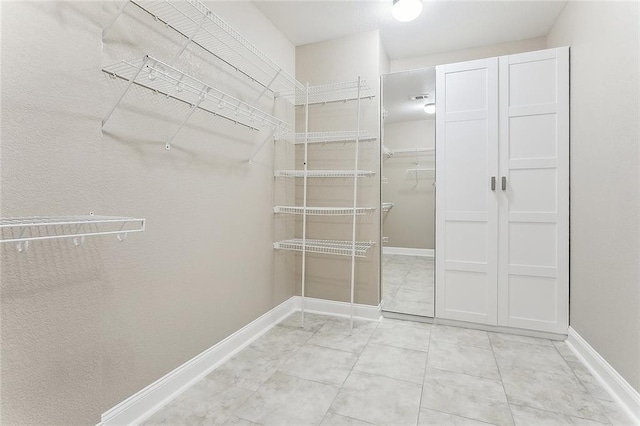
(275, 131, 376, 144)
(0, 216, 146, 252)
(274, 77, 376, 331)
(273, 206, 375, 216)
(102, 55, 290, 149)
(104, 0, 303, 97)
(274, 239, 374, 258)
(382, 203, 394, 212)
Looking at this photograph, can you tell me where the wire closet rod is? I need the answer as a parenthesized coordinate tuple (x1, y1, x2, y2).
(102, 55, 290, 135)
(0, 216, 146, 252)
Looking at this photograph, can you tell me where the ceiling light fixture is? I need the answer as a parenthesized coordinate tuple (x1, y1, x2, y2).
(424, 102, 436, 114)
(392, 0, 423, 22)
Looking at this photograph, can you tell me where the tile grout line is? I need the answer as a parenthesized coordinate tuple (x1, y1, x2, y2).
(488, 334, 517, 426)
(416, 322, 435, 425)
(318, 317, 380, 425)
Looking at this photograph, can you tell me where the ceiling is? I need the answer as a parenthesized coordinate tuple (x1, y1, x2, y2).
(253, 0, 567, 59)
(383, 68, 436, 123)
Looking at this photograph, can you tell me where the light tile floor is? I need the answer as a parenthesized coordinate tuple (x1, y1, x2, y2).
(143, 313, 634, 426)
(383, 254, 434, 317)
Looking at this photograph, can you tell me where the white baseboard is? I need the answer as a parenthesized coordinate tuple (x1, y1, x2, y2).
(567, 327, 640, 424)
(383, 247, 434, 257)
(100, 296, 380, 425)
(100, 297, 297, 426)
(434, 317, 566, 341)
(297, 296, 382, 321)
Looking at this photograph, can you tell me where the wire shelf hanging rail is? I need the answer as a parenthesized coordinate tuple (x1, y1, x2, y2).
(0, 216, 146, 252)
(278, 79, 375, 106)
(106, 0, 303, 97)
(274, 131, 376, 144)
(274, 169, 376, 178)
(273, 206, 375, 216)
(273, 239, 374, 257)
(389, 147, 435, 155)
(102, 55, 290, 137)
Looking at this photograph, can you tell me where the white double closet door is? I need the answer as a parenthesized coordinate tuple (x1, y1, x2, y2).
(435, 47, 569, 334)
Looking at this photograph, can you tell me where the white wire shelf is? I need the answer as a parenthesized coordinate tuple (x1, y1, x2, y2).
(278, 80, 376, 106)
(389, 147, 435, 156)
(382, 203, 394, 212)
(274, 170, 376, 178)
(274, 131, 376, 144)
(273, 239, 375, 257)
(407, 168, 436, 173)
(114, 0, 303, 96)
(273, 206, 376, 215)
(0, 216, 146, 252)
(102, 55, 290, 134)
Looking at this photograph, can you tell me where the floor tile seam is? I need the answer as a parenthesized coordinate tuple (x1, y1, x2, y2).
(419, 407, 499, 425)
(222, 388, 259, 426)
(304, 339, 365, 355)
(487, 334, 555, 348)
(424, 361, 502, 382)
(488, 335, 517, 426)
(429, 338, 496, 353)
(378, 322, 434, 332)
(322, 411, 377, 425)
(550, 339, 606, 402)
(417, 323, 435, 415)
(348, 367, 424, 388)
(507, 402, 613, 425)
(276, 370, 342, 392)
(365, 340, 430, 354)
(428, 337, 493, 351)
(351, 360, 426, 386)
(367, 340, 429, 353)
(492, 361, 582, 379)
(302, 341, 368, 355)
(323, 337, 369, 421)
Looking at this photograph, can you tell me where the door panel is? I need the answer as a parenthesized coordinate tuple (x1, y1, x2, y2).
(498, 47, 569, 333)
(436, 58, 499, 325)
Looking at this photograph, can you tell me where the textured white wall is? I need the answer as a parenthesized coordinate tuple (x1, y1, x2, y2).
(547, 1, 640, 392)
(0, 1, 295, 423)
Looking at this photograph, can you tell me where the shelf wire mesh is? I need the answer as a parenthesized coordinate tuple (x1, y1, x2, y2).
(273, 239, 374, 257)
(102, 55, 290, 132)
(274, 170, 376, 178)
(278, 80, 376, 106)
(273, 206, 376, 216)
(130, 0, 303, 95)
(274, 131, 376, 144)
(0, 216, 145, 244)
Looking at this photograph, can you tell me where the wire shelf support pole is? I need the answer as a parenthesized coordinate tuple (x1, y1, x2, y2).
(349, 76, 362, 333)
(164, 84, 210, 150)
(103, 55, 149, 127)
(169, 8, 210, 65)
(301, 82, 309, 328)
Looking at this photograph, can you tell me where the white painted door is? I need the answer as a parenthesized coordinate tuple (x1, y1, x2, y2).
(435, 58, 499, 324)
(497, 47, 569, 333)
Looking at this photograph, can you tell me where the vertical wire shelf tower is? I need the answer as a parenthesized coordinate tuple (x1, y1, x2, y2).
(294, 77, 374, 331)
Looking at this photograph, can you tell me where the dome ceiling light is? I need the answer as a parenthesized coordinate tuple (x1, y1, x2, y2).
(392, 0, 423, 22)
